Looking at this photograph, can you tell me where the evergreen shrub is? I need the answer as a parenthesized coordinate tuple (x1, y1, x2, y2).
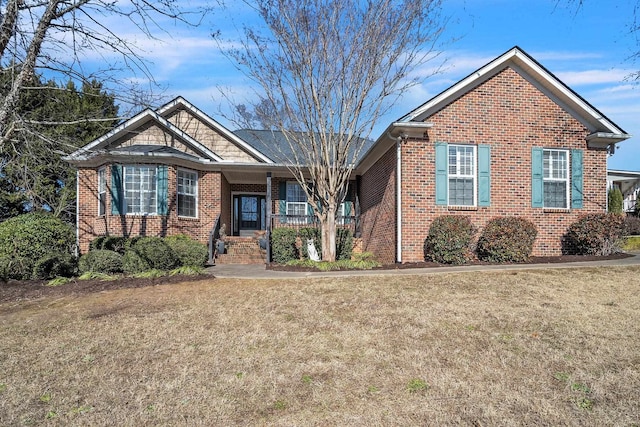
(476, 217, 537, 262)
(423, 215, 477, 264)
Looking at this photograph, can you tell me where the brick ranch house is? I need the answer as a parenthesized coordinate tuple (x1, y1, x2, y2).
(66, 47, 631, 264)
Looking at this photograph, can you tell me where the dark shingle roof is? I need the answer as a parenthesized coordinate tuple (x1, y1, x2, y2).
(233, 129, 375, 164)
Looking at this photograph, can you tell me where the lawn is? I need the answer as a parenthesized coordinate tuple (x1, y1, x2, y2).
(1, 266, 639, 426)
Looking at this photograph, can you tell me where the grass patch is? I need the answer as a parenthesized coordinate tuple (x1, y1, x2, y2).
(168, 265, 205, 276)
(132, 269, 166, 279)
(622, 235, 640, 251)
(1, 266, 639, 425)
(78, 271, 118, 281)
(285, 258, 380, 271)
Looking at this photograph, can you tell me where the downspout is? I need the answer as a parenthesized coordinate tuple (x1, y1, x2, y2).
(75, 170, 80, 257)
(396, 135, 404, 263)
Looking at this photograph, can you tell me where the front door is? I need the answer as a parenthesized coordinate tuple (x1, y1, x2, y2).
(233, 195, 266, 236)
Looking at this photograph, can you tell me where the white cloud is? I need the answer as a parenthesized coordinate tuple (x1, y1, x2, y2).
(556, 69, 631, 86)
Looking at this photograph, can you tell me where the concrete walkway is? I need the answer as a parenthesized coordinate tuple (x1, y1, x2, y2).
(206, 252, 640, 279)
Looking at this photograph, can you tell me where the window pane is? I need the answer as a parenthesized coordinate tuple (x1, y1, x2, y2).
(449, 178, 474, 206)
(286, 182, 307, 203)
(124, 166, 157, 214)
(177, 170, 197, 217)
(544, 181, 567, 208)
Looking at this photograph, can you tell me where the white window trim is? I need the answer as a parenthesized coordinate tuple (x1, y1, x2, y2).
(177, 168, 198, 219)
(448, 144, 477, 207)
(97, 167, 106, 216)
(543, 148, 570, 209)
(123, 164, 158, 216)
(285, 181, 310, 224)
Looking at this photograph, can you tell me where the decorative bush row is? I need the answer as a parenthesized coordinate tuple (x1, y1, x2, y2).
(0, 212, 76, 280)
(270, 227, 354, 264)
(423, 213, 625, 264)
(80, 234, 208, 275)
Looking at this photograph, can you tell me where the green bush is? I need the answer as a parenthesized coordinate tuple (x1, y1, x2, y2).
(121, 250, 149, 274)
(271, 228, 298, 263)
(476, 217, 538, 262)
(336, 228, 353, 261)
(564, 213, 624, 256)
(165, 235, 208, 267)
(33, 252, 77, 280)
(608, 188, 624, 214)
(78, 250, 123, 274)
(0, 256, 33, 281)
(424, 215, 477, 264)
(127, 237, 179, 271)
(89, 236, 130, 254)
(0, 213, 75, 279)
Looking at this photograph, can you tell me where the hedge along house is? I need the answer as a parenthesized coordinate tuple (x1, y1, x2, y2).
(65, 97, 359, 261)
(67, 47, 631, 264)
(356, 46, 631, 264)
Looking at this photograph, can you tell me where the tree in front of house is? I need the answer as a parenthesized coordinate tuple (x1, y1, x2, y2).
(219, 0, 446, 261)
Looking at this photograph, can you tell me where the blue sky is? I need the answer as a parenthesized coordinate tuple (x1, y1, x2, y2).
(102, 0, 640, 171)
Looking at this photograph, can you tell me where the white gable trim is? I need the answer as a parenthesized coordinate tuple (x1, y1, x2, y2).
(157, 97, 274, 164)
(67, 108, 224, 162)
(403, 47, 629, 137)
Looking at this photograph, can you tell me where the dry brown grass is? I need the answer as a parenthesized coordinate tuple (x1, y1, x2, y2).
(1, 266, 639, 426)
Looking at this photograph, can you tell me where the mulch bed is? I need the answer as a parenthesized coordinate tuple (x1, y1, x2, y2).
(1, 253, 633, 303)
(267, 252, 634, 272)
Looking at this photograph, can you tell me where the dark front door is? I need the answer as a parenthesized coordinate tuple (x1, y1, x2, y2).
(233, 195, 266, 236)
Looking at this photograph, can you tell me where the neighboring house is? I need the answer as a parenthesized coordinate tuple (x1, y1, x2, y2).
(66, 46, 632, 264)
(608, 170, 640, 213)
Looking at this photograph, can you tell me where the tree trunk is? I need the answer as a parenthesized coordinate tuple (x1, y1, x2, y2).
(321, 204, 337, 262)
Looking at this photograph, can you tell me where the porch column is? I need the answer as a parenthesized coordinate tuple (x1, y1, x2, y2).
(266, 172, 272, 263)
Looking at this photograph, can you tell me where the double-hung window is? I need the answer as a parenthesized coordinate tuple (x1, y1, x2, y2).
(177, 169, 198, 218)
(543, 149, 569, 208)
(124, 165, 157, 214)
(97, 167, 106, 216)
(286, 181, 308, 224)
(448, 144, 476, 206)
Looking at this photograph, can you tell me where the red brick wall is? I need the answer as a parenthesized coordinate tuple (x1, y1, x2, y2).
(359, 145, 397, 264)
(398, 67, 607, 262)
(77, 165, 223, 253)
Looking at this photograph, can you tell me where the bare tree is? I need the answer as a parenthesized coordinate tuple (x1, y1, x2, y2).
(0, 0, 210, 146)
(219, 0, 446, 261)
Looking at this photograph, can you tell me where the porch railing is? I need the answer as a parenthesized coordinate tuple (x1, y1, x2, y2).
(208, 214, 221, 264)
(269, 214, 358, 235)
(624, 198, 637, 213)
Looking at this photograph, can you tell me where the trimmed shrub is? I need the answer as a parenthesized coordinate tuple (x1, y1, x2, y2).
(78, 250, 123, 274)
(608, 188, 623, 214)
(0, 213, 75, 279)
(477, 217, 538, 262)
(424, 215, 477, 264)
(623, 216, 640, 236)
(0, 256, 33, 281)
(127, 237, 179, 271)
(122, 250, 150, 274)
(564, 213, 624, 256)
(271, 228, 298, 264)
(165, 235, 208, 267)
(89, 236, 129, 254)
(336, 228, 354, 261)
(33, 252, 77, 280)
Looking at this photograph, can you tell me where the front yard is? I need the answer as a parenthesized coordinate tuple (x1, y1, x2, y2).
(1, 267, 639, 425)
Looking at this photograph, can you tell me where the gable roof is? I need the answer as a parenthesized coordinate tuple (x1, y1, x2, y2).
(65, 97, 274, 165)
(402, 46, 630, 142)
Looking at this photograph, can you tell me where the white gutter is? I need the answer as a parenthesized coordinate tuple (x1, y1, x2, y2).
(396, 135, 403, 263)
(75, 170, 80, 257)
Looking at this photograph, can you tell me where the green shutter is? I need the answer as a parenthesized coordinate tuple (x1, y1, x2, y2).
(157, 165, 169, 215)
(478, 145, 491, 207)
(307, 182, 314, 219)
(531, 147, 543, 208)
(110, 164, 123, 215)
(435, 142, 448, 205)
(571, 149, 583, 209)
(343, 183, 353, 224)
(279, 181, 286, 221)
